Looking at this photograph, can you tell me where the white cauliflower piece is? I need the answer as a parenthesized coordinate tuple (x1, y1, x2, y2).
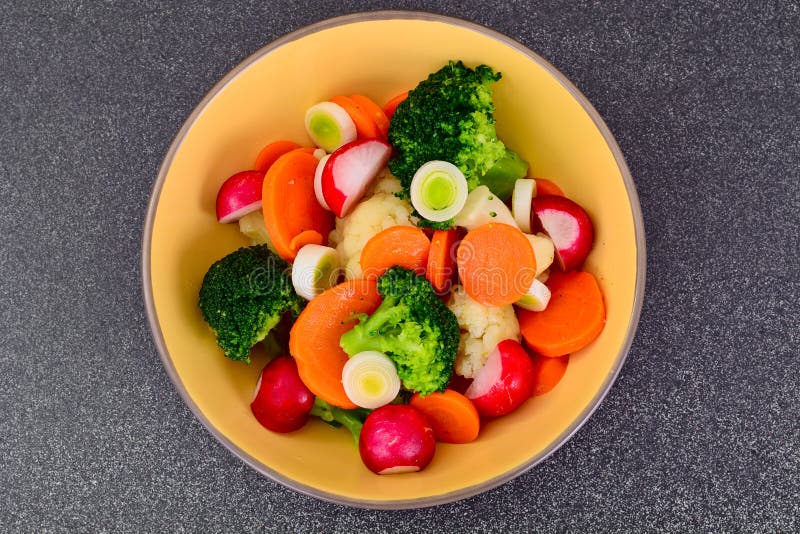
(328, 172, 415, 279)
(447, 285, 521, 378)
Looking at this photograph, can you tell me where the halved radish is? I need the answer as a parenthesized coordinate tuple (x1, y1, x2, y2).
(321, 139, 392, 218)
(291, 244, 341, 301)
(304, 102, 357, 152)
(532, 195, 594, 272)
(512, 178, 537, 232)
(465, 339, 535, 418)
(313, 154, 331, 210)
(216, 170, 265, 223)
(359, 405, 436, 474)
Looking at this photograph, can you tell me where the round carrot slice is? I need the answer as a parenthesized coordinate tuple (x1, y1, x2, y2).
(518, 271, 605, 357)
(426, 229, 462, 294)
(289, 279, 383, 409)
(349, 94, 390, 138)
(410, 389, 480, 444)
(262, 149, 334, 261)
(360, 226, 431, 280)
(253, 140, 301, 172)
(330, 95, 382, 140)
(531, 354, 569, 396)
(382, 91, 409, 120)
(534, 178, 565, 197)
(456, 223, 536, 306)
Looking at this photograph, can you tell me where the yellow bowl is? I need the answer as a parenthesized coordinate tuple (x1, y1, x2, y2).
(143, 11, 645, 508)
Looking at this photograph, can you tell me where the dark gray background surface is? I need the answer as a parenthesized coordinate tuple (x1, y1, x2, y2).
(1, 1, 798, 532)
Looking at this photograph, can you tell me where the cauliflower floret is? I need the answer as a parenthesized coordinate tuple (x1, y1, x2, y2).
(328, 172, 415, 279)
(369, 170, 404, 196)
(447, 285, 521, 378)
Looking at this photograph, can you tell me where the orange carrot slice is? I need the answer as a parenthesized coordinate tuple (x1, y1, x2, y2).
(518, 271, 605, 357)
(531, 354, 569, 396)
(360, 226, 431, 280)
(534, 178, 565, 197)
(349, 94, 390, 138)
(426, 229, 461, 294)
(410, 389, 480, 444)
(382, 91, 409, 120)
(262, 149, 334, 261)
(330, 95, 382, 140)
(456, 223, 537, 307)
(253, 140, 301, 172)
(289, 279, 383, 409)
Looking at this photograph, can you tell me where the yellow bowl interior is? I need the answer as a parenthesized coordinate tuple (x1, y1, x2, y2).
(145, 14, 642, 508)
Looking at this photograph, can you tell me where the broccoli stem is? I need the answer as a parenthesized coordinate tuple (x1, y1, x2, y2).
(478, 148, 529, 201)
(310, 397, 367, 447)
(338, 297, 399, 355)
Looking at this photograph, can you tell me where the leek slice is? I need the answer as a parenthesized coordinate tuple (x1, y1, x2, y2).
(342, 351, 401, 409)
(410, 161, 469, 222)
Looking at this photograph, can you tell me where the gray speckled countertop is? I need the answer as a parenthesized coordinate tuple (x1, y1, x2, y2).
(1, 1, 798, 531)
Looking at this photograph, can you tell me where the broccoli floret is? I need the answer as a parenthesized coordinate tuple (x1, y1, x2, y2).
(198, 245, 304, 363)
(310, 397, 369, 446)
(339, 267, 460, 395)
(388, 60, 519, 196)
(412, 210, 455, 231)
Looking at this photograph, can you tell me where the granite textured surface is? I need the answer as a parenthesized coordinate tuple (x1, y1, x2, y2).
(1, 0, 798, 531)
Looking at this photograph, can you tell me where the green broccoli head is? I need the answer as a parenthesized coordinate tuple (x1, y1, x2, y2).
(198, 245, 304, 363)
(339, 267, 460, 395)
(409, 207, 455, 231)
(388, 60, 508, 194)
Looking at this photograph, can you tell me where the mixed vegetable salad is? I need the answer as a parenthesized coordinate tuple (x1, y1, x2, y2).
(200, 61, 606, 475)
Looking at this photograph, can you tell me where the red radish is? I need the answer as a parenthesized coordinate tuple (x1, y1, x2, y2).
(216, 170, 266, 223)
(359, 405, 436, 475)
(321, 138, 391, 217)
(465, 339, 535, 418)
(250, 355, 314, 433)
(531, 195, 594, 272)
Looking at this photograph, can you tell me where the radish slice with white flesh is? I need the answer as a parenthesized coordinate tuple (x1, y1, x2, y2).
(321, 138, 392, 217)
(512, 178, 537, 232)
(304, 102, 357, 152)
(410, 161, 469, 222)
(532, 195, 594, 271)
(341, 351, 401, 409)
(454, 185, 517, 230)
(524, 232, 555, 276)
(291, 244, 341, 301)
(465, 339, 535, 418)
(313, 154, 331, 210)
(515, 278, 552, 312)
(216, 170, 265, 223)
